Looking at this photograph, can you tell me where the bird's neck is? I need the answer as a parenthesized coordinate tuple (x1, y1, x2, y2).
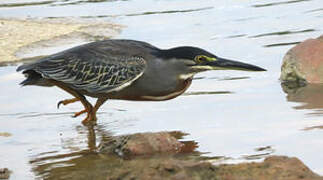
(178, 73, 195, 80)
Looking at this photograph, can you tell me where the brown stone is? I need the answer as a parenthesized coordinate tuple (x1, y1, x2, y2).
(105, 156, 323, 180)
(0, 168, 10, 179)
(281, 35, 323, 84)
(216, 156, 323, 180)
(98, 131, 197, 158)
(28, 130, 323, 180)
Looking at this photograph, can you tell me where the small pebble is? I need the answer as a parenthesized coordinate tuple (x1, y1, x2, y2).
(0, 168, 10, 179)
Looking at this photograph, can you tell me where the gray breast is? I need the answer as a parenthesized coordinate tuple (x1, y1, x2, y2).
(107, 58, 191, 100)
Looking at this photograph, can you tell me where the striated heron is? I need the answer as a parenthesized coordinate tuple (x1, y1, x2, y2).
(17, 39, 266, 124)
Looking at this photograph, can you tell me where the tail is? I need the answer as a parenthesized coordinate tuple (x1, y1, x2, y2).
(19, 70, 42, 86)
(16, 62, 34, 72)
(17, 62, 42, 86)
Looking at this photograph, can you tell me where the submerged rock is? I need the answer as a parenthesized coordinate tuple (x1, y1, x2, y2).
(105, 156, 323, 180)
(106, 157, 214, 180)
(29, 129, 323, 180)
(98, 132, 323, 180)
(215, 156, 323, 180)
(98, 131, 197, 158)
(280, 35, 323, 84)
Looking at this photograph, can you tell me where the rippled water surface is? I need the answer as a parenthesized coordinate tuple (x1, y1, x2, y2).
(0, 0, 323, 179)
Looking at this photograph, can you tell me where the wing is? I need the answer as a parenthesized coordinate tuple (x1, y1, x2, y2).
(32, 54, 147, 93)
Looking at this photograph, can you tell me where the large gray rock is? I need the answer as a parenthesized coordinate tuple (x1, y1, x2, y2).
(281, 35, 323, 84)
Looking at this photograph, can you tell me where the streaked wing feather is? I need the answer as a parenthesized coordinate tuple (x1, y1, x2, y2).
(34, 55, 146, 93)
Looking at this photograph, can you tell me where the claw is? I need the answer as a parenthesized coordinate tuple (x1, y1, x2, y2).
(57, 101, 63, 109)
(56, 98, 79, 109)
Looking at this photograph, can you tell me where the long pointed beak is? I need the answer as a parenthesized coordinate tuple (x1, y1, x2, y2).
(207, 57, 266, 71)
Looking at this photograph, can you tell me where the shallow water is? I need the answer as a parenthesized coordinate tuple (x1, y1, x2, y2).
(1, 0, 323, 179)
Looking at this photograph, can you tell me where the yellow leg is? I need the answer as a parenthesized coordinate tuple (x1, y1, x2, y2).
(81, 97, 108, 125)
(73, 109, 87, 117)
(49, 80, 95, 125)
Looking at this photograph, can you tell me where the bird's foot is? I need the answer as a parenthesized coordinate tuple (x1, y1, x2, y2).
(81, 112, 97, 126)
(57, 98, 80, 109)
(73, 109, 87, 118)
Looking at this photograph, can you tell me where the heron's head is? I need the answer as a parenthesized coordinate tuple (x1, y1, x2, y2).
(160, 46, 266, 75)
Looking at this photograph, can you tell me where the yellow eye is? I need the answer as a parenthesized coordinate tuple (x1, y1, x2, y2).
(195, 55, 207, 63)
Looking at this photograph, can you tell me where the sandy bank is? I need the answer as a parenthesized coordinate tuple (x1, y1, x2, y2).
(0, 18, 123, 63)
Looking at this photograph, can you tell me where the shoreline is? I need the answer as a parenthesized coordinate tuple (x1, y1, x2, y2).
(0, 17, 123, 64)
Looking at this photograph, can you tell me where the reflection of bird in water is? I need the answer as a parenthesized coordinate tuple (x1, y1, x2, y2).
(29, 124, 114, 179)
(31, 124, 112, 162)
(17, 39, 265, 124)
(29, 127, 199, 180)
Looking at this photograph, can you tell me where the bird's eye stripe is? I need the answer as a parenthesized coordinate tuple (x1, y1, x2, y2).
(194, 55, 207, 62)
(194, 55, 217, 62)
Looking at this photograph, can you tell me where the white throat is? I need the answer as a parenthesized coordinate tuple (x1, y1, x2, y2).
(178, 73, 195, 80)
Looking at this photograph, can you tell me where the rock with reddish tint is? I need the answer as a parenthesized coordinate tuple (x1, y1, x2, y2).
(281, 35, 323, 84)
(106, 158, 208, 180)
(216, 156, 323, 180)
(98, 131, 197, 157)
(106, 156, 323, 180)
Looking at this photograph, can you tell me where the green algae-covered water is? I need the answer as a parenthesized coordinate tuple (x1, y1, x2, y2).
(0, 0, 323, 179)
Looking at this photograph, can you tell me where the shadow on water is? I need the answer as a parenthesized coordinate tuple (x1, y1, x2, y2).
(0, 1, 56, 8)
(305, 8, 323, 13)
(252, 29, 313, 48)
(263, 41, 300, 48)
(281, 83, 323, 129)
(51, 0, 126, 6)
(0, 0, 123, 8)
(78, 7, 213, 19)
(250, 29, 316, 38)
(183, 91, 233, 96)
(233, 29, 316, 48)
(252, 0, 311, 8)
